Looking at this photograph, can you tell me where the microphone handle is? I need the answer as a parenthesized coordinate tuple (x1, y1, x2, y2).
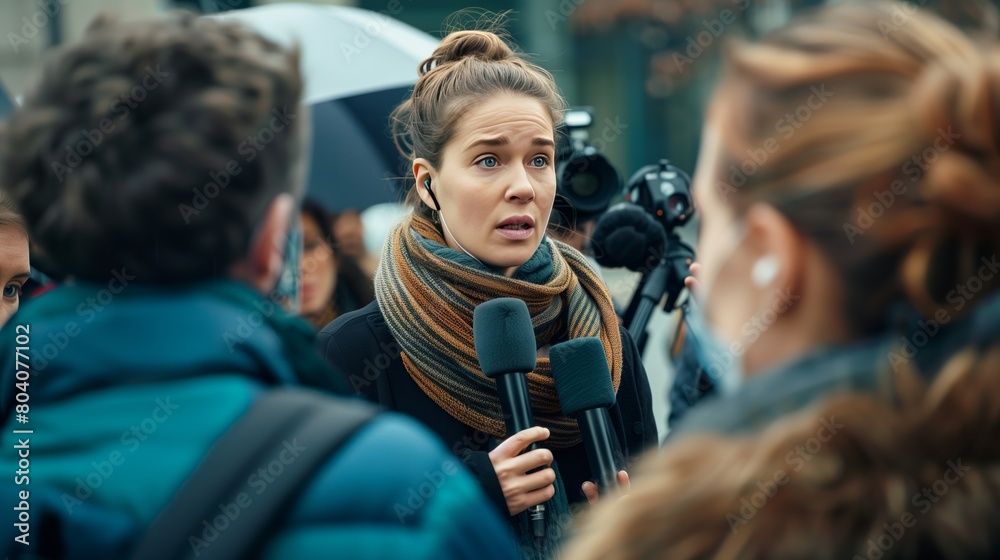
(495, 373, 543, 468)
(577, 407, 620, 491)
(495, 372, 547, 541)
(496, 372, 535, 436)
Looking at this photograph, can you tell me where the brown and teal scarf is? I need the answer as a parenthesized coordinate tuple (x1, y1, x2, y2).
(374, 214, 623, 448)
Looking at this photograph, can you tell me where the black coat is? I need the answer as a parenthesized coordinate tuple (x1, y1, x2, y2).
(317, 301, 659, 515)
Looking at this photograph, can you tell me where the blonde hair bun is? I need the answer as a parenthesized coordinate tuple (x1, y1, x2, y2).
(420, 30, 514, 75)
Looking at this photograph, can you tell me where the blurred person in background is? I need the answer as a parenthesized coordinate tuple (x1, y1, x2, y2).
(663, 1, 1000, 438)
(332, 208, 379, 279)
(0, 12, 518, 560)
(0, 193, 29, 328)
(299, 198, 375, 330)
(319, 26, 658, 558)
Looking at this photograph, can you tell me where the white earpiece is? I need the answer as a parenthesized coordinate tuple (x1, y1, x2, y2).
(751, 255, 778, 287)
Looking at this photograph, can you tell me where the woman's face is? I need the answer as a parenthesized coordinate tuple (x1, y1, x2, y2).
(333, 212, 365, 259)
(417, 94, 557, 276)
(0, 225, 29, 328)
(299, 213, 337, 316)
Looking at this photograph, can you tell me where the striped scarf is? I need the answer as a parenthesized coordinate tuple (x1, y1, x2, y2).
(375, 214, 623, 448)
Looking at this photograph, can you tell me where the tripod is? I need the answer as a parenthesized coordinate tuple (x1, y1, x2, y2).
(623, 230, 695, 354)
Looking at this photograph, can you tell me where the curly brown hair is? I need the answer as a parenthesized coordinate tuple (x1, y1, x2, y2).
(0, 11, 304, 283)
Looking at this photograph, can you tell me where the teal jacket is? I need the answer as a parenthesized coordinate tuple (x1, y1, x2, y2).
(0, 281, 520, 559)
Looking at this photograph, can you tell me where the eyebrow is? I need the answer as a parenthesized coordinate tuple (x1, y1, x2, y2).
(8, 272, 30, 283)
(465, 136, 556, 150)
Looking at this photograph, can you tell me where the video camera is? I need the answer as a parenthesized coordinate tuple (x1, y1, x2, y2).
(554, 120, 696, 353)
(625, 159, 694, 233)
(551, 107, 621, 229)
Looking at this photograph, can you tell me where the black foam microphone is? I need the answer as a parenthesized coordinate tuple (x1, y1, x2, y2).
(590, 202, 667, 271)
(550, 337, 621, 492)
(473, 298, 546, 541)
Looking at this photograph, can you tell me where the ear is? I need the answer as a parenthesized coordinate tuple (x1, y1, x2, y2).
(742, 203, 805, 300)
(412, 157, 438, 211)
(233, 193, 295, 294)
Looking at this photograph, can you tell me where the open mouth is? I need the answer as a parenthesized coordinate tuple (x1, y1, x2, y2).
(497, 215, 535, 230)
(496, 216, 535, 240)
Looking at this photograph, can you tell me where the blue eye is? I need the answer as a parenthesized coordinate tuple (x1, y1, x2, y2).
(480, 156, 498, 168)
(531, 156, 548, 167)
(3, 284, 20, 299)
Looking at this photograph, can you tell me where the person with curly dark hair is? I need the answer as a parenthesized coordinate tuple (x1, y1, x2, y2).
(0, 12, 518, 560)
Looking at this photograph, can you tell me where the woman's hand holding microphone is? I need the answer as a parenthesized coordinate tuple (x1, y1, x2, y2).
(490, 426, 634, 513)
(489, 426, 556, 516)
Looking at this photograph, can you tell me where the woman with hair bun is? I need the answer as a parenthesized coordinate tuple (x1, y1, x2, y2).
(318, 27, 658, 557)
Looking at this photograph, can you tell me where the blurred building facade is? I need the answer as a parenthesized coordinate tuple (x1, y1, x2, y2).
(5, 0, 996, 180)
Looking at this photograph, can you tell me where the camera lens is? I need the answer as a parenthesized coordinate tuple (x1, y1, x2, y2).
(569, 171, 600, 198)
(667, 193, 689, 216)
(558, 153, 620, 220)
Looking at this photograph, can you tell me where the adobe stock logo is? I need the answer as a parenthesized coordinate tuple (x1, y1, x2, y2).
(7, 0, 71, 54)
(178, 106, 295, 224)
(842, 126, 960, 244)
(393, 461, 460, 523)
(672, 0, 751, 72)
(716, 85, 834, 202)
(50, 66, 171, 183)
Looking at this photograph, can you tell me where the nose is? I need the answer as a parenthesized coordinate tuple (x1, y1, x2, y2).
(505, 167, 535, 203)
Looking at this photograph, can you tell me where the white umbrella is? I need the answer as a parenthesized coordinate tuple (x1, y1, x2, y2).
(215, 3, 439, 104)
(209, 4, 440, 211)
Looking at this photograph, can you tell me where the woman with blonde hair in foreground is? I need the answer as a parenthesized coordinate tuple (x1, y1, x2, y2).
(665, 0, 1000, 435)
(566, 345, 1000, 559)
(564, 1, 1000, 558)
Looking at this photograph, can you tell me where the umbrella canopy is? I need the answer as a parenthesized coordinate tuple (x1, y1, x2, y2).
(212, 4, 438, 211)
(215, 3, 438, 104)
(307, 85, 411, 212)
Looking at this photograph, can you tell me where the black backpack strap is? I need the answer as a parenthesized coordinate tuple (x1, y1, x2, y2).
(130, 388, 377, 560)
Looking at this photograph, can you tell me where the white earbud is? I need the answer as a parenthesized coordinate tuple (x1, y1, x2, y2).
(751, 254, 778, 287)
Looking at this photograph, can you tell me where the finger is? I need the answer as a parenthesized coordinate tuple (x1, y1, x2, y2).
(685, 262, 701, 292)
(521, 483, 556, 510)
(491, 427, 550, 459)
(513, 467, 557, 494)
(618, 470, 630, 489)
(582, 481, 598, 505)
(505, 447, 554, 475)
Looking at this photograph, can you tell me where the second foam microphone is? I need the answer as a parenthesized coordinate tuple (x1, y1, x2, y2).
(550, 337, 623, 492)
